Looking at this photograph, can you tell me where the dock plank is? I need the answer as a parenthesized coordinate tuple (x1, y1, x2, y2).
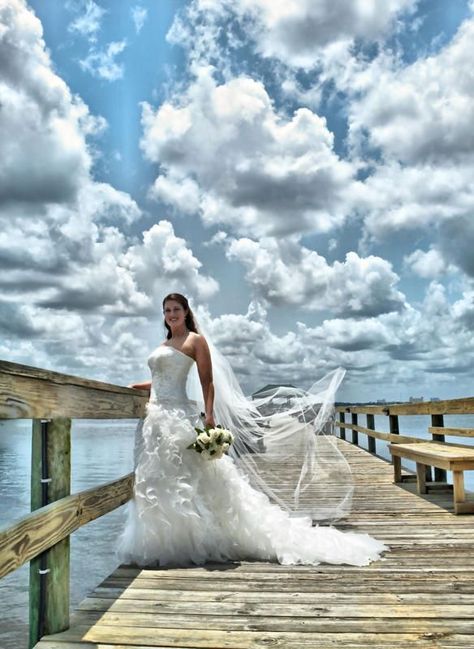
(35, 440, 474, 649)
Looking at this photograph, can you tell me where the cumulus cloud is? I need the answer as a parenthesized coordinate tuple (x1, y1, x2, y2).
(404, 248, 448, 279)
(79, 40, 127, 81)
(452, 289, 474, 331)
(0, 0, 218, 383)
(191, 281, 473, 398)
(346, 19, 474, 278)
(349, 20, 474, 165)
(170, 0, 417, 69)
(141, 69, 356, 237)
(226, 237, 405, 317)
(438, 216, 474, 279)
(0, 0, 93, 205)
(243, 0, 416, 68)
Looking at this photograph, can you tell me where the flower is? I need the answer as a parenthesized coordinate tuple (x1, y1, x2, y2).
(187, 423, 234, 460)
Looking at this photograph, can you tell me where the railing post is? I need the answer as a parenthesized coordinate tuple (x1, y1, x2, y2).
(388, 413, 404, 476)
(367, 414, 376, 454)
(431, 414, 446, 482)
(29, 418, 71, 648)
(351, 413, 358, 446)
(339, 411, 346, 440)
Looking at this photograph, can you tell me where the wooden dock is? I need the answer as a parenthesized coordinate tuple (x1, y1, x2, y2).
(34, 440, 474, 649)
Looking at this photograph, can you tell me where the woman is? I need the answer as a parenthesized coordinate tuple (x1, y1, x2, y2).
(116, 293, 387, 567)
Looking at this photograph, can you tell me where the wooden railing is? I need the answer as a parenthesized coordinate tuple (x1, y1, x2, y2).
(336, 397, 474, 483)
(2, 357, 473, 646)
(0, 360, 148, 648)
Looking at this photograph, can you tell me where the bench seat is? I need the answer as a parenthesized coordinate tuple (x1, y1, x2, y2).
(388, 442, 474, 514)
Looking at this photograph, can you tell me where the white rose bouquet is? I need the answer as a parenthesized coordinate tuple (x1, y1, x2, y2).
(187, 424, 234, 460)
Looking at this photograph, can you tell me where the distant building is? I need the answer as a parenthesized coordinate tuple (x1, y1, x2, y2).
(251, 383, 306, 417)
(376, 399, 387, 404)
(430, 397, 440, 401)
(251, 384, 298, 399)
(409, 396, 424, 403)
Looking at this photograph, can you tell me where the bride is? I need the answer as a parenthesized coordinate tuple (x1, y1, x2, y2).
(116, 293, 387, 567)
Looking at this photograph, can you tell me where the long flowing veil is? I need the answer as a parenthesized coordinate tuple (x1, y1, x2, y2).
(186, 321, 354, 523)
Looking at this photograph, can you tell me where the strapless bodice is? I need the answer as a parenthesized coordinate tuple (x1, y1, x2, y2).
(147, 345, 195, 405)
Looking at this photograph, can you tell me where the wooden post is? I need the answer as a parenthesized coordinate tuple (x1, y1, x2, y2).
(367, 414, 376, 454)
(416, 462, 427, 494)
(431, 414, 446, 482)
(453, 471, 466, 514)
(351, 413, 358, 446)
(389, 414, 401, 475)
(29, 418, 71, 648)
(393, 455, 402, 483)
(339, 411, 346, 440)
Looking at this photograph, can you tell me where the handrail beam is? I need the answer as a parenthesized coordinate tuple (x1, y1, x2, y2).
(0, 473, 133, 580)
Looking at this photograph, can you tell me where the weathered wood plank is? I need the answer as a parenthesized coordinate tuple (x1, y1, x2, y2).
(336, 396, 474, 416)
(0, 360, 147, 419)
(429, 427, 474, 438)
(29, 418, 71, 647)
(34, 437, 474, 649)
(0, 474, 133, 579)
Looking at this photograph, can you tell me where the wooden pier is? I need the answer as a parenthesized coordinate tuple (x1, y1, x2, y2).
(30, 441, 474, 649)
(1, 361, 474, 648)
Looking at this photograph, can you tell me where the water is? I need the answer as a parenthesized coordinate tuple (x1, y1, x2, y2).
(1, 414, 473, 648)
(0, 419, 136, 649)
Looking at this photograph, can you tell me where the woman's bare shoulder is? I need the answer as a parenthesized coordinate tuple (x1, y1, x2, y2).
(189, 332, 209, 350)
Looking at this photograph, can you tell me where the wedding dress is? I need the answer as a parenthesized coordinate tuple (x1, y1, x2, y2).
(116, 345, 387, 567)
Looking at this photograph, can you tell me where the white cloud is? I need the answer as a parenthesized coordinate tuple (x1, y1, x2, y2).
(131, 5, 148, 34)
(240, 0, 416, 68)
(309, 317, 392, 352)
(345, 19, 474, 277)
(68, 0, 106, 42)
(0, 0, 218, 385)
(121, 220, 219, 310)
(349, 20, 474, 165)
(226, 237, 405, 317)
(141, 69, 356, 237)
(192, 281, 473, 397)
(0, 0, 93, 205)
(404, 248, 448, 279)
(452, 288, 474, 330)
(171, 0, 417, 70)
(80, 40, 127, 81)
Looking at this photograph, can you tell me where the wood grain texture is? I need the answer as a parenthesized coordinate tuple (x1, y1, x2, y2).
(336, 396, 474, 416)
(0, 360, 147, 419)
(0, 473, 133, 579)
(34, 440, 474, 649)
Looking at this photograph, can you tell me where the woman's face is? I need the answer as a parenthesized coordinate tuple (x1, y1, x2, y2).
(163, 300, 187, 328)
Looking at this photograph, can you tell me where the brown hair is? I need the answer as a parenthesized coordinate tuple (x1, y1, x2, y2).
(162, 293, 199, 339)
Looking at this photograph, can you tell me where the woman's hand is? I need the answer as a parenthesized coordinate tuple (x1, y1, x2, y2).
(128, 381, 151, 391)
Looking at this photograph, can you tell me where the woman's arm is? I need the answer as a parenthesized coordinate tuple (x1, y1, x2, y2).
(195, 335, 215, 428)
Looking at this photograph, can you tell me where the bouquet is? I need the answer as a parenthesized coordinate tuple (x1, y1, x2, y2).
(187, 424, 234, 460)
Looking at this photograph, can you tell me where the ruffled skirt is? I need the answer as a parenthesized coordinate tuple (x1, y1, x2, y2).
(116, 400, 387, 567)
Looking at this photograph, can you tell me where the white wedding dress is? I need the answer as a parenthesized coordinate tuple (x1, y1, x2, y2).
(116, 345, 387, 567)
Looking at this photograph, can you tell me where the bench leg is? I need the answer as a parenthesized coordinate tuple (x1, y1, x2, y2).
(453, 471, 465, 514)
(393, 455, 402, 483)
(416, 463, 427, 494)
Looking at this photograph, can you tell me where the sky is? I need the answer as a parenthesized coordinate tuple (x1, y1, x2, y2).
(0, 0, 473, 402)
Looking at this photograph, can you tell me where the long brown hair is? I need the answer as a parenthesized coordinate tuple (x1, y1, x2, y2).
(162, 293, 199, 339)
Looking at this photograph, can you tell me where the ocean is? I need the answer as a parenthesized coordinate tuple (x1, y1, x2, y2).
(0, 414, 473, 648)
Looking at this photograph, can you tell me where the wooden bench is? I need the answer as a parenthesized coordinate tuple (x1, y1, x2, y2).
(388, 442, 474, 514)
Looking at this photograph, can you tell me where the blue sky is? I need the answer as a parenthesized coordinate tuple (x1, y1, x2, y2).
(0, 0, 473, 401)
